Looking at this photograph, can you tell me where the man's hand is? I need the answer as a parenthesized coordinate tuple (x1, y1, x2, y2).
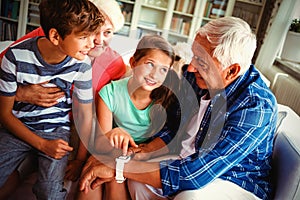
(128, 144, 152, 160)
(79, 155, 115, 193)
(16, 81, 65, 107)
(65, 159, 85, 181)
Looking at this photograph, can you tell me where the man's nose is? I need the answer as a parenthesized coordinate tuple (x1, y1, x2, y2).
(187, 64, 197, 72)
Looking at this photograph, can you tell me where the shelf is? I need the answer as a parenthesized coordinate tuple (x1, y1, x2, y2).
(0, 16, 18, 22)
(232, 0, 265, 33)
(236, 0, 264, 6)
(141, 3, 168, 11)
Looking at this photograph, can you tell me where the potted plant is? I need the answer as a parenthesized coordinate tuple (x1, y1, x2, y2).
(281, 18, 300, 63)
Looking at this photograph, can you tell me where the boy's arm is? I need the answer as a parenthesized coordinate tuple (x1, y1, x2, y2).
(65, 100, 93, 181)
(72, 100, 93, 161)
(0, 95, 73, 159)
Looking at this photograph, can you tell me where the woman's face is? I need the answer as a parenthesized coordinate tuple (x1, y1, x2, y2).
(88, 16, 114, 58)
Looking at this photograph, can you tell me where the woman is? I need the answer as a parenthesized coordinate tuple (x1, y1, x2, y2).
(0, 0, 126, 105)
(0, 0, 126, 199)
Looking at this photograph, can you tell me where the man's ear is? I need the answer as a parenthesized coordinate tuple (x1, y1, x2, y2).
(225, 63, 240, 81)
(48, 28, 60, 45)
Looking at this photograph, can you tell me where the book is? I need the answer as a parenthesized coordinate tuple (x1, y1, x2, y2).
(180, 21, 191, 35)
(170, 17, 183, 33)
(182, 0, 190, 13)
(175, 0, 185, 12)
(11, 1, 19, 20)
(187, 0, 196, 14)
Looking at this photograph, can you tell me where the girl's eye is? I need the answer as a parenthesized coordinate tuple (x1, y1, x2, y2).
(146, 62, 154, 67)
(161, 67, 168, 73)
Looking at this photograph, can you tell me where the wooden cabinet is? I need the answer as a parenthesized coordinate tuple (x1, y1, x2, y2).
(231, 0, 266, 34)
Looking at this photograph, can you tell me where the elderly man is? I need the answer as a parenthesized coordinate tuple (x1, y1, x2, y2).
(79, 16, 277, 200)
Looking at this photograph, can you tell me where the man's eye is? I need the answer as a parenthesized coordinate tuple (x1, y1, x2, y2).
(194, 56, 208, 70)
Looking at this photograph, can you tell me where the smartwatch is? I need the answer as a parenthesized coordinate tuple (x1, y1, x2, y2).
(115, 155, 131, 183)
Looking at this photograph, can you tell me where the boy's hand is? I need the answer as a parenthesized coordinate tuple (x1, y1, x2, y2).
(40, 139, 73, 159)
(16, 81, 65, 107)
(106, 128, 138, 156)
(65, 159, 85, 181)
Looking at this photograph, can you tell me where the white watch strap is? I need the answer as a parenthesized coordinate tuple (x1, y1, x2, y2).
(116, 161, 126, 183)
(115, 156, 130, 183)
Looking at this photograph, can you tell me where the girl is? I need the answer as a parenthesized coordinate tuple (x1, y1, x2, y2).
(84, 35, 179, 199)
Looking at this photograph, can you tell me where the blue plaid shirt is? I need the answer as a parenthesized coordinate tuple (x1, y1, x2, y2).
(158, 65, 277, 200)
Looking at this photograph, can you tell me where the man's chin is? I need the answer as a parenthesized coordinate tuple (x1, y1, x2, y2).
(196, 80, 207, 89)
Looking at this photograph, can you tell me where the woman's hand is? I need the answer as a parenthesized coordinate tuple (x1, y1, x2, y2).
(106, 127, 138, 156)
(16, 81, 65, 107)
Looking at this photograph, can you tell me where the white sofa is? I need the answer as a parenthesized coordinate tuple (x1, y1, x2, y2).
(1, 39, 300, 199)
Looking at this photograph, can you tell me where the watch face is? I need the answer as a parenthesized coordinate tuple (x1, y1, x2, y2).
(119, 156, 130, 160)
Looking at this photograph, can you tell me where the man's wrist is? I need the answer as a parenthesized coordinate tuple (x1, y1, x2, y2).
(115, 155, 131, 183)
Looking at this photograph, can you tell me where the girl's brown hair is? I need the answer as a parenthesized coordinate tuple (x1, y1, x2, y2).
(132, 35, 180, 139)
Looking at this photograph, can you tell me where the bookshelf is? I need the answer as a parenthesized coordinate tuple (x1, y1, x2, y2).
(116, 0, 135, 36)
(122, 0, 236, 44)
(1, 0, 238, 45)
(25, 0, 40, 33)
(0, 0, 40, 41)
(0, 0, 22, 41)
(231, 0, 266, 34)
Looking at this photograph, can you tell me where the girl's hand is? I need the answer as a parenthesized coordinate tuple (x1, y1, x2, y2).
(106, 128, 138, 156)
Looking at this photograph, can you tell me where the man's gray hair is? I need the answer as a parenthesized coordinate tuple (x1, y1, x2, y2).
(196, 16, 257, 74)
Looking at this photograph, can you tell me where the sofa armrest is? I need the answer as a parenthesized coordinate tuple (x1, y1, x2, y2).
(272, 104, 300, 200)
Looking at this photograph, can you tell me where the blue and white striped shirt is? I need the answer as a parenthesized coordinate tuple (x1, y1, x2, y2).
(158, 65, 277, 200)
(0, 37, 93, 132)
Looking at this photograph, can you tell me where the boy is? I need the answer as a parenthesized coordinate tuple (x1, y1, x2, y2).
(0, 0, 103, 199)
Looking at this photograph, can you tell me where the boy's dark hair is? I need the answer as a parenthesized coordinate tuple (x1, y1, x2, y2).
(39, 0, 104, 40)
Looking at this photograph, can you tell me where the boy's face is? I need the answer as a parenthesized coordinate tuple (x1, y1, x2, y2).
(58, 31, 96, 61)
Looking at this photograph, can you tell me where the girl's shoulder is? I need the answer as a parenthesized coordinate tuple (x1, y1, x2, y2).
(102, 76, 131, 93)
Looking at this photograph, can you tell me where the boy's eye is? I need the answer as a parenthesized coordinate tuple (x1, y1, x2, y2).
(79, 36, 88, 40)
